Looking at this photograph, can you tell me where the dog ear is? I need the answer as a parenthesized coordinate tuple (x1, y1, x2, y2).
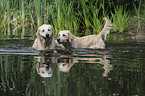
(68, 32, 73, 43)
(57, 34, 59, 38)
(51, 27, 54, 36)
(36, 29, 40, 37)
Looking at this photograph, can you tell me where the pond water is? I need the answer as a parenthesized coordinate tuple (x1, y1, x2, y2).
(0, 34, 145, 96)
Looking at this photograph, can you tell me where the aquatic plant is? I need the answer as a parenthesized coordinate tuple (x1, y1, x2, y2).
(13, 11, 19, 37)
(50, 0, 79, 37)
(133, 0, 142, 29)
(7, 1, 11, 36)
(21, 0, 26, 37)
(111, 6, 129, 32)
(1, 0, 142, 38)
(90, 0, 107, 34)
(0, 0, 7, 37)
(78, 0, 91, 35)
(34, 0, 42, 28)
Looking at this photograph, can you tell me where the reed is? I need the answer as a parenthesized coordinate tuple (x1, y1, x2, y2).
(78, 0, 91, 35)
(34, 0, 42, 28)
(90, 0, 106, 34)
(13, 11, 19, 37)
(50, 0, 79, 37)
(111, 6, 129, 32)
(133, 0, 142, 29)
(42, 0, 49, 24)
(54, 0, 64, 31)
(29, 12, 36, 36)
(0, 0, 6, 36)
(1, 0, 142, 38)
(61, 2, 79, 35)
(7, 1, 11, 36)
(2, 12, 7, 37)
(21, 0, 25, 37)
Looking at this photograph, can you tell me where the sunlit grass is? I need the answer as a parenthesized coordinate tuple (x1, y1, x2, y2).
(133, 0, 142, 29)
(78, 0, 91, 35)
(111, 6, 129, 32)
(90, 0, 107, 34)
(0, 0, 143, 38)
(50, 0, 79, 37)
(21, 0, 25, 37)
(13, 11, 19, 37)
(7, 1, 11, 36)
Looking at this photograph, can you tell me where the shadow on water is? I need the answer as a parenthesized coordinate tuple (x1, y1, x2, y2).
(0, 37, 145, 96)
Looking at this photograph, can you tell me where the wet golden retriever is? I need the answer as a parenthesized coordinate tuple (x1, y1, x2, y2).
(57, 17, 112, 49)
(32, 24, 55, 50)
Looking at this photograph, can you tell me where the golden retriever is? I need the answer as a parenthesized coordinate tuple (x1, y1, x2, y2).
(32, 24, 55, 50)
(57, 17, 112, 49)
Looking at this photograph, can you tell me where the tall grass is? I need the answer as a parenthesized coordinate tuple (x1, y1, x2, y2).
(0, 0, 7, 37)
(21, 0, 25, 37)
(34, 0, 42, 28)
(13, 11, 19, 37)
(78, 0, 91, 35)
(90, 0, 107, 34)
(6, 1, 11, 37)
(50, 0, 79, 37)
(0, 0, 139, 38)
(133, 0, 142, 29)
(111, 6, 129, 32)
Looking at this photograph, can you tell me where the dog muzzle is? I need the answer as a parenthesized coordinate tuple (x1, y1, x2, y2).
(43, 34, 50, 41)
(57, 38, 68, 44)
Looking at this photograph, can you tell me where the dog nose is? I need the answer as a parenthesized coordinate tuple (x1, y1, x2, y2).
(57, 38, 60, 42)
(46, 34, 49, 38)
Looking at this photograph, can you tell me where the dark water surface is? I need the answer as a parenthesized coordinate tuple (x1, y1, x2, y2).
(0, 36, 145, 96)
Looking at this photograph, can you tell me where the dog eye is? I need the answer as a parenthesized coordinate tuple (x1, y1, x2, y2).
(42, 29, 45, 32)
(63, 34, 66, 36)
(48, 29, 50, 31)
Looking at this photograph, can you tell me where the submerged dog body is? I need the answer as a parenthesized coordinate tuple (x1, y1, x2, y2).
(32, 24, 55, 50)
(57, 17, 112, 49)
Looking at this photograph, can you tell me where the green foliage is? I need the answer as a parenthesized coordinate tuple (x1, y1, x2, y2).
(133, 0, 142, 29)
(0, 0, 143, 38)
(90, 0, 107, 34)
(111, 6, 129, 32)
(34, 0, 42, 28)
(21, 0, 25, 37)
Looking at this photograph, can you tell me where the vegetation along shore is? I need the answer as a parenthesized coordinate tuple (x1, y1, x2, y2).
(0, 0, 144, 39)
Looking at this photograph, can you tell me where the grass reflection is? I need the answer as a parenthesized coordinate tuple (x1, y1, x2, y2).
(0, 47, 145, 96)
(25, 50, 113, 96)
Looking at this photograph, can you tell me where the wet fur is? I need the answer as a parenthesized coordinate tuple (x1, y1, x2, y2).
(32, 24, 55, 50)
(57, 17, 113, 49)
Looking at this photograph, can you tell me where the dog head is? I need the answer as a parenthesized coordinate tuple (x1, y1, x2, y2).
(57, 30, 73, 44)
(36, 24, 54, 42)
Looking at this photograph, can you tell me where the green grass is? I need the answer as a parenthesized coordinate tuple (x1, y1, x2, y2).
(111, 6, 129, 32)
(133, 0, 142, 29)
(34, 0, 42, 28)
(90, 0, 107, 34)
(0, 0, 143, 38)
(21, 0, 25, 37)
(49, 0, 79, 37)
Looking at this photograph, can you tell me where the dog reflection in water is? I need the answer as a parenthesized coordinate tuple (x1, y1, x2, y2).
(35, 51, 112, 77)
(57, 54, 112, 77)
(58, 57, 77, 72)
(35, 52, 75, 78)
(100, 57, 113, 77)
(35, 52, 55, 78)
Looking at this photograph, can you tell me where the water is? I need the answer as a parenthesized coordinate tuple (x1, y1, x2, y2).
(0, 35, 145, 96)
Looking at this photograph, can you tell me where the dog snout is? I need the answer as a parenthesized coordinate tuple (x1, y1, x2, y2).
(46, 34, 49, 38)
(57, 38, 60, 42)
